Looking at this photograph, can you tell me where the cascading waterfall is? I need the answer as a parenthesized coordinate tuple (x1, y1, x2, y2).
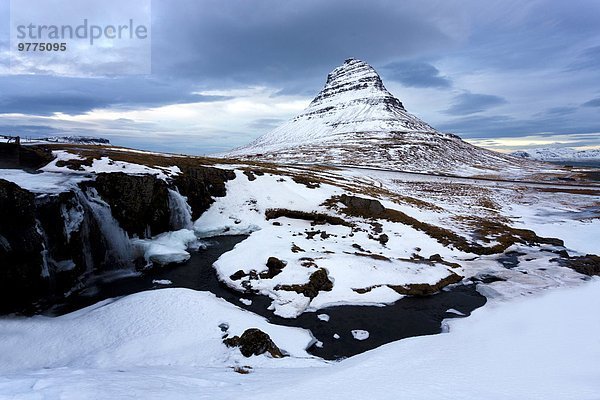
(79, 187, 134, 269)
(167, 188, 193, 230)
(71, 189, 99, 273)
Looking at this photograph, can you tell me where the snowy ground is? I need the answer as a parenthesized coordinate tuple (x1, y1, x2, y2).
(1, 279, 598, 399)
(194, 164, 596, 316)
(1, 147, 599, 398)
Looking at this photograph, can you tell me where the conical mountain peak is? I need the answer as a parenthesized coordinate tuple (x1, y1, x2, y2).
(310, 58, 404, 110)
(229, 58, 436, 153)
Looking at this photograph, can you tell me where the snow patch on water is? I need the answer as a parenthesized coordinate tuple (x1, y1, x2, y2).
(351, 330, 369, 341)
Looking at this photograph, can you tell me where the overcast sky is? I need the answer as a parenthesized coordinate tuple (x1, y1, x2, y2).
(1, 0, 599, 154)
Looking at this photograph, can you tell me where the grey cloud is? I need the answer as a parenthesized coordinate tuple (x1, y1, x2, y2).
(150, 0, 458, 85)
(381, 61, 451, 88)
(0, 76, 230, 115)
(536, 106, 577, 116)
(0, 124, 61, 136)
(438, 113, 599, 139)
(568, 45, 600, 71)
(444, 92, 507, 115)
(582, 98, 600, 107)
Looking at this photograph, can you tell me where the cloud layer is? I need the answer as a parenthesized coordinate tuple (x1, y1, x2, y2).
(0, 0, 598, 154)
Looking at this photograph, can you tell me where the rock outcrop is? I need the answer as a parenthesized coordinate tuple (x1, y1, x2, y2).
(0, 180, 45, 313)
(173, 166, 235, 220)
(90, 173, 171, 238)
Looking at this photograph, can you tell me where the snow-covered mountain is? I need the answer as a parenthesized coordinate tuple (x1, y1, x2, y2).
(511, 147, 600, 161)
(225, 58, 531, 176)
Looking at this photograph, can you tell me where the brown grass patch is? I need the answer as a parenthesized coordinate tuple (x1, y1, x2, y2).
(265, 208, 353, 227)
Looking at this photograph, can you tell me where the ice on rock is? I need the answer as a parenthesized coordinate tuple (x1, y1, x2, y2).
(133, 229, 198, 266)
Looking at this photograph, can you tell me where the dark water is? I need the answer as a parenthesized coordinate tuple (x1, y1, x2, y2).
(43, 235, 247, 316)
(548, 160, 600, 168)
(43, 235, 486, 360)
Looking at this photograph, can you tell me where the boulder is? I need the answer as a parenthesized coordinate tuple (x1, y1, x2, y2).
(261, 256, 286, 278)
(223, 328, 284, 358)
(339, 194, 385, 217)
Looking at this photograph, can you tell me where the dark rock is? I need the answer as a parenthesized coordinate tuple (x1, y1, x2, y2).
(429, 254, 444, 263)
(378, 233, 389, 245)
(0, 144, 54, 170)
(266, 257, 286, 273)
(232, 257, 287, 281)
(34, 192, 90, 289)
(243, 170, 256, 181)
(353, 252, 391, 261)
(428, 254, 462, 269)
(277, 268, 333, 299)
(388, 272, 464, 296)
(0, 180, 45, 313)
(260, 257, 287, 279)
(55, 157, 94, 171)
(223, 328, 284, 358)
(292, 176, 321, 189)
(554, 249, 570, 258)
(265, 208, 353, 227)
(89, 173, 170, 238)
(306, 230, 320, 239)
(371, 222, 383, 234)
(174, 166, 236, 220)
(218, 322, 229, 332)
(564, 254, 600, 276)
(339, 194, 385, 217)
(0, 144, 20, 168)
(352, 243, 366, 251)
(471, 274, 506, 284)
(230, 270, 247, 281)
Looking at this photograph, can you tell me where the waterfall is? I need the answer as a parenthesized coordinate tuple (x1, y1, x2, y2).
(79, 187, 134, 269)
(168, 188, 193, 230)
(35, 219, 50, 278)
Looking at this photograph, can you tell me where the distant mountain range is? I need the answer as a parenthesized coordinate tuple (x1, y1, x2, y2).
(39, 136, 110, 145)
(511, 147, 600, 161)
